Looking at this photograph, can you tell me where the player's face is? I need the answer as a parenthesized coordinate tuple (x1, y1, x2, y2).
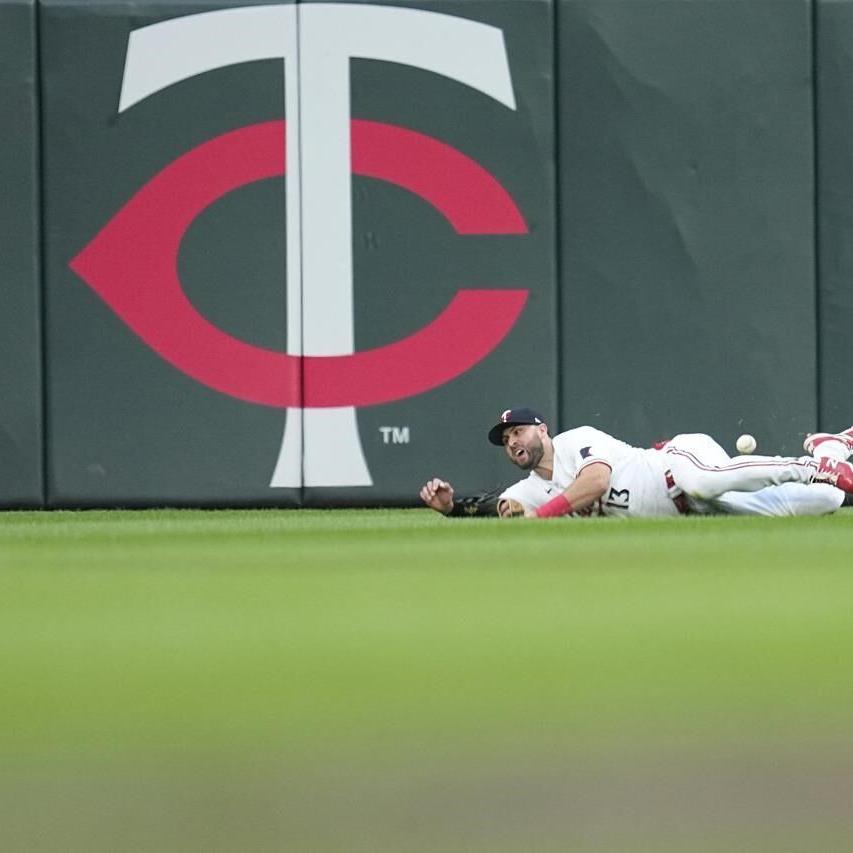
(502, 424, 545, 471)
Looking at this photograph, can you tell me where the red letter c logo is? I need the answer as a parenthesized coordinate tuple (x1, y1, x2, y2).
(70, 120, 529, 407)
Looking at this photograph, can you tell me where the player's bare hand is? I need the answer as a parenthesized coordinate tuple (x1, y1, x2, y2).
(419, 478, 455, 515)
(498, 498, 527, 518)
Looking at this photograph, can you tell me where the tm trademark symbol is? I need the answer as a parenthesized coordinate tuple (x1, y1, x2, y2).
(379, 426, 410, 445)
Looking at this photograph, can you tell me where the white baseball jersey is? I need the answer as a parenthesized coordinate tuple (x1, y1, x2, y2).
(499, 426, 679, 518)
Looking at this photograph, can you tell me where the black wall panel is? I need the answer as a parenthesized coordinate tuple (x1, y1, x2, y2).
(816, 0, 853, 435)
(557, 0, 815, 455)
(0, 0, 43, 507)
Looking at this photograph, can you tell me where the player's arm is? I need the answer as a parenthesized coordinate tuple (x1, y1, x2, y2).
(528, 461, 611, 518)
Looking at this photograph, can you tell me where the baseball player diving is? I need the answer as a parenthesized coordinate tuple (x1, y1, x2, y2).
(419, 408, 853, 519)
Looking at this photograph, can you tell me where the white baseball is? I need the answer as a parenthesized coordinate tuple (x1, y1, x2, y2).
(736, 434, 757, 454)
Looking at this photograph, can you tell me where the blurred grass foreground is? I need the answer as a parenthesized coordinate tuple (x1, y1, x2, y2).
(2, 508, 853, 851)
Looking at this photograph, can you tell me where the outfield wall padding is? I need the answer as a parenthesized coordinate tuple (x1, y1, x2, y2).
(8, 0, 851, 507)
(41, 0, 302, 507)
(816, 0, 853, 435)
(557, 0, 816, 455)
(0, 0, 43, 507)
(303, 0, 558, 506)
(41, 0, 556, 507)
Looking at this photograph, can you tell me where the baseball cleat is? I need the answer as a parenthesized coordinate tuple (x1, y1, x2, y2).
(811, 457, 853, 493)
(803, 426, 853, 455)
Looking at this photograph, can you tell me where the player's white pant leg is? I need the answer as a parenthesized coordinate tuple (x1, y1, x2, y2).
(665, 433, 816, 500)
(702, 483, 844, 517)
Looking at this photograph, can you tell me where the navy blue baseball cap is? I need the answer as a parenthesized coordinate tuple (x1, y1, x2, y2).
(488, 407, 546, 445)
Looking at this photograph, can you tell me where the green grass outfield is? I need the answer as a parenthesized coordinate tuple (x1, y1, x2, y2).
(2, 508, 853, 851)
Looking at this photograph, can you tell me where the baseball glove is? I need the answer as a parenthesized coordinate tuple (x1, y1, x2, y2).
(448, 484, 518, 518)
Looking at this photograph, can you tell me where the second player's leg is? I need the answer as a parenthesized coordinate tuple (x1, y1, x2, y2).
(804, 426, 853, 462)
(705, 483, 845, 516)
